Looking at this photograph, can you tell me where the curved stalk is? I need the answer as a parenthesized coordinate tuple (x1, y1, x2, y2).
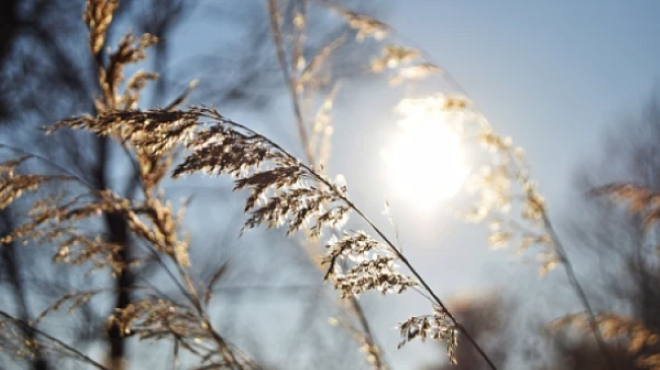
(209, 113, 500, 370)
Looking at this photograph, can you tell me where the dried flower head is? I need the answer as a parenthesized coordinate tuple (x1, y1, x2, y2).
(397, 308, 459, 364)
(371, 45, 420, 73)
(323, 231, 417, 297)
(321, 2, 389, 42)
(389, 63, 441, 86)
(84, 0, 120, 55)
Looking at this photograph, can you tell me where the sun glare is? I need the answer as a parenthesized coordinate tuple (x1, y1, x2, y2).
(382, 97, 468, 210)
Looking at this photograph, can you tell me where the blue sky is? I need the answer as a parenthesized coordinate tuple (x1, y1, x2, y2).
(391, 0, 660, 205)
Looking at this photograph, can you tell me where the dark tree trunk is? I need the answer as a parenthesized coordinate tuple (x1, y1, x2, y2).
(94, 136, 133, 370)
(0, 0, 20, 119)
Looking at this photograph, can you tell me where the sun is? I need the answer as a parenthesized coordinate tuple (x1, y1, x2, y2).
(382, 97, 468, 210)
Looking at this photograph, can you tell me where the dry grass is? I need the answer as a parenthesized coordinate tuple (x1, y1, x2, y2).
(1, 0, 651, 369)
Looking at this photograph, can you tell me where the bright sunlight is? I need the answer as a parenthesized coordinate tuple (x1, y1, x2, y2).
(382, 96, 468, 210)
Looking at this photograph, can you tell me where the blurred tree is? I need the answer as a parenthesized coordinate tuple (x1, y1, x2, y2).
(561, 91, 660, 368)
(0, 208, 48, 370)
(0, 0, 385, 369)
(420, 295, 640, 370)
(544, 333, 635, 370)
(0, 2, 97, 368)
(568, 92, 660, 323)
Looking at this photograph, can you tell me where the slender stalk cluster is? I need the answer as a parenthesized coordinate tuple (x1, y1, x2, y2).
(0, 0, 256, 368)
(397, 308, 458, 363)
(0, 0, 637, 369)
(167, 107, 471, 365)
(324, 232, 418, 298)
